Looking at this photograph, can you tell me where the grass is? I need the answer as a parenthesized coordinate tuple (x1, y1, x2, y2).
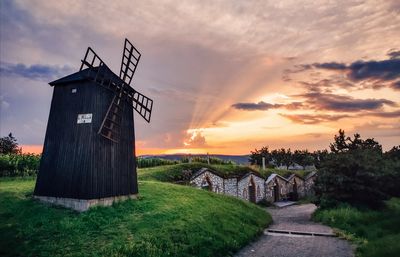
(137, 162, 312, 183)
(313, 198, 400, 257)
(0, 177, 272, 257)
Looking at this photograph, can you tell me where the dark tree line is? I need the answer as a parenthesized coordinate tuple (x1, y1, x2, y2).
(249, 147, 316, 169)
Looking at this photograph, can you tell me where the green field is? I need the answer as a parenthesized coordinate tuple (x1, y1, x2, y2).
(0, 173, 271, 257)
(313, 198, 400, 257)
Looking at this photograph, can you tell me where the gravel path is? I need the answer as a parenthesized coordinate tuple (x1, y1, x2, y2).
(234, 204, 353, 257)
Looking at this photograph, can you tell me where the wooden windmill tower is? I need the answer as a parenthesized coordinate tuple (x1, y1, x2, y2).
(34, 39, 153, 211)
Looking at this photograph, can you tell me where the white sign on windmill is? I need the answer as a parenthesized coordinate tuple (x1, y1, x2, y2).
(77, 113, 93, 124)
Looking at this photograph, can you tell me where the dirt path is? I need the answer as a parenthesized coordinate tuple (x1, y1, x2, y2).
(234, 204, 353, 257)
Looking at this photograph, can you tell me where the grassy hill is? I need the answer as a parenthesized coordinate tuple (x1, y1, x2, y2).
(138, 162, 313, 183)
(0, 176, 271, 257)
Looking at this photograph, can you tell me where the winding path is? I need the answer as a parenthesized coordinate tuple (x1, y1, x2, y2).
(235, 204, 353, 257)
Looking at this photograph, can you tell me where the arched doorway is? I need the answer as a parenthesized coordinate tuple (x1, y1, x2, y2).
(249, 177, 256, 203)
(201, 176, 212, 191)
(292, 180, 298, 201)
(273, 180, 280, 202)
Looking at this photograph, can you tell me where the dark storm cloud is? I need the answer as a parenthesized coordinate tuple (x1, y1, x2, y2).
(0, 62, 73, 81)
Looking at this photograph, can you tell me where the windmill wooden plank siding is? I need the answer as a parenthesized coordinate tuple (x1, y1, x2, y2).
(34, 78, 137, 199)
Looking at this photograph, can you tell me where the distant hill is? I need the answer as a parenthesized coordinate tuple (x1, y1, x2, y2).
(138, 154, 250, 165)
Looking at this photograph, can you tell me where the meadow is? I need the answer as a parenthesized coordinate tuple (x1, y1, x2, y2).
(0, 166, 272, 257)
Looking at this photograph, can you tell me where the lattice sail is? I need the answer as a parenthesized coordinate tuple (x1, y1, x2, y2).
(120, 38, 141, 85)
(129, 89, 153, 123)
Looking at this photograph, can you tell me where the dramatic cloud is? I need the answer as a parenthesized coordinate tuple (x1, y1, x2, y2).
(299, 93, 397, 112)
(387, 49, 400, 59)
(183, 130, 207, 148)
(1, 0, 399, 153)
(233, 93, 396, 113)
(307, 56, 400, 84)
(231, 101, 303, 111)
(366, 110, 400, 118)
(280, 113, 351, 124)
(232, 101, 279, 111)
(0, 62, 73, 81)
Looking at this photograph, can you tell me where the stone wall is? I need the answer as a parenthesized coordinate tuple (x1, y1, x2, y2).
(191, 170, 224, 193)
(238, 174, 265, 203)
(223, 178, 238, 197)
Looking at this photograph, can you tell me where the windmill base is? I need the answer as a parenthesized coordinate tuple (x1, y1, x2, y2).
(33, 194, 138, 212)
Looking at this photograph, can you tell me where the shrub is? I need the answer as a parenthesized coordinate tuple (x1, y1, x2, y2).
(0, 153, 40, 177)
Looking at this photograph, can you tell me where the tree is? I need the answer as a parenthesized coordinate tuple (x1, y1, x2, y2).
(271, 148, 285, 167)
(312, 149, 328, 169)
(314, 130, 387, 208)
(293, 149, 314, 169)
(282, 148, 294, 170)
(384, 145, 400, 160)
(249, 146, 271, 166)
(0, 133, 21, 154)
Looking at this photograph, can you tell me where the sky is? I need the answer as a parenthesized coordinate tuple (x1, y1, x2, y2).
(0, 0, 399, 155)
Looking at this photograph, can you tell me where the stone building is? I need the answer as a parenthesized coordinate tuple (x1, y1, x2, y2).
(287, 174, 305, 200)
(237, 172, 265, 203)
(265, 174, 290, 202)
(190, 168, 317, 204)
(190, 168, 265, 203)
(190, 168, 224, 194)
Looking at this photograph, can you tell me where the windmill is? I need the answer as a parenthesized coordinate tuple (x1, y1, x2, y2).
(34, 39, 153, 211)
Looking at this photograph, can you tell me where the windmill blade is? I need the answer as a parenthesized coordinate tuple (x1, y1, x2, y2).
(98, 85, 126, 143)
(129, 89, 153, 123)
(80, 47, 105, 71)
(120, 38, 141, 85)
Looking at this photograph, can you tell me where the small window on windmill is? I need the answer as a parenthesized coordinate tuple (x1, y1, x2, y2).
(71, 88, 77, 93)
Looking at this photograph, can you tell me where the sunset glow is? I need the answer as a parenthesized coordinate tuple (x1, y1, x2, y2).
(1, 1, 399, 155)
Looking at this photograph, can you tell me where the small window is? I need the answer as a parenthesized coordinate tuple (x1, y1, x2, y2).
(71, 88, 77, 93)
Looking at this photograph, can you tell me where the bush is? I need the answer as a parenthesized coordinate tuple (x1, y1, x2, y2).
(136, 157, 178, 168)
(314, 198, 400, 257)
(181, 156, 234, 165)
(0, 154, 40, 177)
